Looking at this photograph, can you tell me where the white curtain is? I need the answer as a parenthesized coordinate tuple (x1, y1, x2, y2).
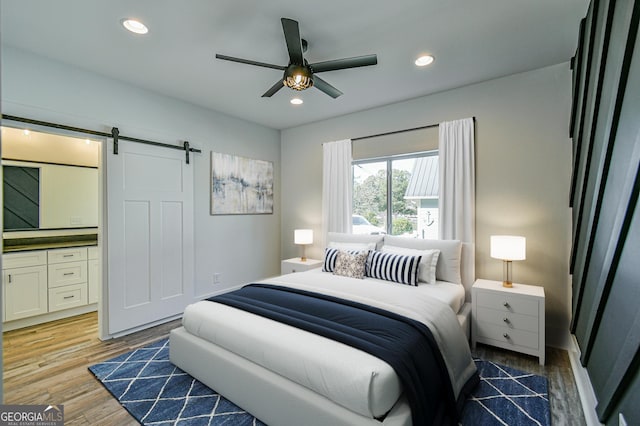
(322, 139, 353, 240)
(439, 118, 475, 242)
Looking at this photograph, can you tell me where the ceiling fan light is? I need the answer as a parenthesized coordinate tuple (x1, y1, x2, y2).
(283, 65, 313, 91)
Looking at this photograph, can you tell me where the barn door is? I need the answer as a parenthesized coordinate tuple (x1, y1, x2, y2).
(106, 139, 194, 335)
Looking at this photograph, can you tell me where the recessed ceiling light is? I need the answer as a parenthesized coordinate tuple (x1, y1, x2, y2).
(415, 55, 435, 67)
(23, 129, 30, 136)
(290, 98, 303, 105)
(121, 18, 149, 35)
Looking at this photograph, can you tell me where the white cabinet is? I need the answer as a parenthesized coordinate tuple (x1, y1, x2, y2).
(48, 261, 87, 287)
(87, 246, 99, 304)
(47, 247, 88, 312)
(48, 246, 87, 264)
(2, 246, 98, 326)
(281, 258, 323, 274)
(3, 251, 48, 321)
(3, 250, 48, 269)
(472, 279, 546, 365)
(49, 283, 87, 312)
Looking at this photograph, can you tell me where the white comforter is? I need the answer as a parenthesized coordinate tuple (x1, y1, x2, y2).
(181, 270, 476, 419)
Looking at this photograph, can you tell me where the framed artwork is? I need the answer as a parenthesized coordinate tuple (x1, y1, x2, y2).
(210, 152, 274, 215)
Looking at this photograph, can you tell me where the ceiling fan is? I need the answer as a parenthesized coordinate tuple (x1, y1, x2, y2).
(215, 18, 378, 99)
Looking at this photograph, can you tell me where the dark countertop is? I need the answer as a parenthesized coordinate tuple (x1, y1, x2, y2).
(3, 234, 98, 253)
(3, 240, 98, 253)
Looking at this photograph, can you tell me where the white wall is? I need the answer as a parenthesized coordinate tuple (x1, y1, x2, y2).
(281, 63, 573, 349)
(1, 46, 281, 301)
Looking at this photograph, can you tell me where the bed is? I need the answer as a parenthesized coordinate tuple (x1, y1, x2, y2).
(170, 234, 477, 426)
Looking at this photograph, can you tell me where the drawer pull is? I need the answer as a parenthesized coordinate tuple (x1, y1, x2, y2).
(8, 274, 11, 284)
(63, 295, 75, 299)
(503, 333, 510, 339)
(63, 272, 75, 276)
(503, 302, 510, 308)
(503, 317, 510, 324)
(63, 254, 74, 258)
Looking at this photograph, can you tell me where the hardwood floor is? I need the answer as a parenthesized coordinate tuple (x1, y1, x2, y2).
(3, 313, 586, 425)
(3, 312, 180, 425)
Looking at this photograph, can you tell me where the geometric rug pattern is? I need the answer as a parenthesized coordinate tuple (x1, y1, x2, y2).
(460, 358, 550, 426)
(89, 339, 550, 426)
(89, 339, 266, 426)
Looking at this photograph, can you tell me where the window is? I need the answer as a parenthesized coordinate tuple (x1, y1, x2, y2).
(352, 151, 438, 239)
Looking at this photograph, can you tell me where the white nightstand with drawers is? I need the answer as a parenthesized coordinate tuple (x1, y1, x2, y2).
(472, 279, 545, 365)
(281, 258, 323, 274)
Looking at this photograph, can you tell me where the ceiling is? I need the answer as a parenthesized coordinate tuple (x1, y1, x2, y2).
(1, 0, 588, 130)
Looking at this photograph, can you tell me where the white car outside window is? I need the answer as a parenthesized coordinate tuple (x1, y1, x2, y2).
(352, 215, 385, 235)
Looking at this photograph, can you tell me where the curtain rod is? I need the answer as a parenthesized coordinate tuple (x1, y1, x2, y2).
(352, 123, 438, 142)
(350, 117, 476, 142)
(1, 114, 202, 156)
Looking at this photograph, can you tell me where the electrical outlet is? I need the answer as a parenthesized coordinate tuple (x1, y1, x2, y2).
(619, 413, 627, 426)
(213, 273, 221, 285)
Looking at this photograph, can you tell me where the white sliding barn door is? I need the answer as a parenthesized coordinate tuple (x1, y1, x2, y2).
(107, 140, 194, 335)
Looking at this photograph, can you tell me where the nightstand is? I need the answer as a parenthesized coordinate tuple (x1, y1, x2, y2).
(472, 278, 545, 365)
(281, 258, 323, 274)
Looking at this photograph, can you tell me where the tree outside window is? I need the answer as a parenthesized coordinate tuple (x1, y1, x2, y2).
(352, 152, 438, 238)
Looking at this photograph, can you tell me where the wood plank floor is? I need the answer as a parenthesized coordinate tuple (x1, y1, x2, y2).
(3, 312, 180, 425)
(3, 312, 586, 425)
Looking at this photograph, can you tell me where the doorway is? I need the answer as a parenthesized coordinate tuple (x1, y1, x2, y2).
(1, 125, 103, 333)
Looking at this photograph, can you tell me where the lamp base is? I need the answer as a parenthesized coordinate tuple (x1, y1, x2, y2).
(502, 260, 513, 288)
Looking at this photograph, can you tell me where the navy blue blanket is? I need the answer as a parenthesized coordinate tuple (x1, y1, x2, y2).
(209, 284, 466, 425)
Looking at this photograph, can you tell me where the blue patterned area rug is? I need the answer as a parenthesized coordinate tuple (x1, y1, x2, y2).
(89, 339, 550, 426)
(461, 358, 550, 425)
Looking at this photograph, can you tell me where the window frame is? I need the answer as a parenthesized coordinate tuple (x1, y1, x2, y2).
(352, 150, 438, 236)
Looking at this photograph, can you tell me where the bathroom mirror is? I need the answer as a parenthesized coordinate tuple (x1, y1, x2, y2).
(2, 126, 99, 231)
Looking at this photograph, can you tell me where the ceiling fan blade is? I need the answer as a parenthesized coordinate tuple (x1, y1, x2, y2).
(216, 54, 286, 71)
(313, 76, 343, 98)
(281, 18, 304, 65)
(261, 80, 285, 97)
(310, 54, 378, 73)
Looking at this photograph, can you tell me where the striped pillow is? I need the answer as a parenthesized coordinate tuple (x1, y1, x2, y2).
(323, 247, 367, 272)
(366, 250, 422, 286)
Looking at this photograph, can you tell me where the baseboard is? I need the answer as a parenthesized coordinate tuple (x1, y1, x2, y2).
(103, 312, 183, 340)
(568, 334, 603, 426)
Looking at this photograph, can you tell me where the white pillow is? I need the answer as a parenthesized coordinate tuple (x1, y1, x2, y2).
(328, 241, 376, 251)
(380, 245, 439, 284)
(382, 236, 462, 284)
(327, 232, 384, 250)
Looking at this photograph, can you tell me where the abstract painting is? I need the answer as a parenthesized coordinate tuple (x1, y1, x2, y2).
(211, 152, 274, 215)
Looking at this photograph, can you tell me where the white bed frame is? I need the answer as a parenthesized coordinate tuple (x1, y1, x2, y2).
(170, 243, 474, 426)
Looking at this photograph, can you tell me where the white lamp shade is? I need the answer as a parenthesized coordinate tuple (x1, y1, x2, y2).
(490, 235, 526, 260)
(294, 229, 313, 245)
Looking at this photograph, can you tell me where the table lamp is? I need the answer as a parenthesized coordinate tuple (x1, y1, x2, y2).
(294, 229, 313, 261)
(490, 235, 526, 288)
